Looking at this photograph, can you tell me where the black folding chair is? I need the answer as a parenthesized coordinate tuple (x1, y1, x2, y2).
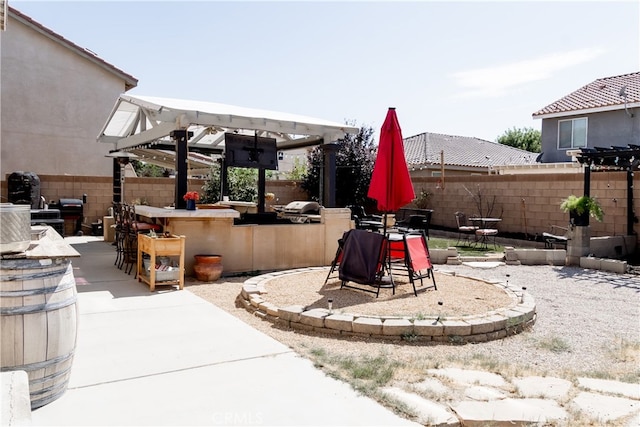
(339, 229, 389, 297)
(324, 231, 348, 285)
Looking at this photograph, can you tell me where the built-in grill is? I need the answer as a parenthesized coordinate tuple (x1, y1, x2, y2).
(54, 198, 84, 235)
(280, 201, 321, 223)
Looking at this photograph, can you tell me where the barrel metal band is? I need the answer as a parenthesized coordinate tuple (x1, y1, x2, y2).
(0, 276, 76, 298)
(0, 295, 77, 315)
(0, 350, 74, 372)
(0, 263, 70, 282)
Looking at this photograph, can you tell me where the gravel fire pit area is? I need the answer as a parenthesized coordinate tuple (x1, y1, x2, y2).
(237, 267, 536, 342)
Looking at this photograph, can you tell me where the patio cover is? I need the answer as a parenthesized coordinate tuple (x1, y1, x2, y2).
(96, 94, 359, 207)
(97, 94, 358, 165)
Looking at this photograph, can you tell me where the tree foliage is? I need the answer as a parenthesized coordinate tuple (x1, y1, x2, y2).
(301, 124, 377, 207)
(131, 160, 171, 177)
(200, 162, 272, 203)
(285, 156, 308, 180)
(496, 127, 541, 153)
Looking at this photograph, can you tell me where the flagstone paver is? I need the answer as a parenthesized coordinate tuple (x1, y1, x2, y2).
(386, 369, 639, 426)
(512, 376, 572, 399)
(571, 392, 640, 423)
(426, 367, 507, 387)
(464, 385, 508, 401)
(577, 377, 640, 399)
(382, 387, 459, 427)
(451, 398, 568, 426)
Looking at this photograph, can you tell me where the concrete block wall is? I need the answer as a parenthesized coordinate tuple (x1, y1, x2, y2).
(2, 171, 639, 246)
(1, 176, 306, 233)
(412, 171, 638, 243)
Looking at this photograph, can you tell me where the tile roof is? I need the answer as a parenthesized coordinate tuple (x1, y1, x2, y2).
(532, 71, 640, 118)
(403, 132, 539, 169)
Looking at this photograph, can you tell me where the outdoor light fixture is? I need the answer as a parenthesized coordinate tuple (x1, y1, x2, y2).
(435, 300, 444, 324)
(327, 298, 333, 313)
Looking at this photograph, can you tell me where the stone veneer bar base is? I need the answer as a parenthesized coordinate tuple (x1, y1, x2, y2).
(237, 267, 536, 343)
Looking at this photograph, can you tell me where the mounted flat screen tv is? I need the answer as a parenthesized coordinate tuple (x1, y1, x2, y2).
(224, 133, 278, 170)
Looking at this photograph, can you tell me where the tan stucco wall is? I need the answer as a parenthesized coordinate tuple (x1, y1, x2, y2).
(1, 14, 130, 178)
(161, 208, 352, 275)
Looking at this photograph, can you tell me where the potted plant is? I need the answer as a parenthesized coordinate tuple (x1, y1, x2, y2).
(560, 195, 604, 226)
(183, 191, 200, 210)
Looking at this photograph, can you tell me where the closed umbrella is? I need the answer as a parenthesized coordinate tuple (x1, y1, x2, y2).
(367, 107, 415, 234)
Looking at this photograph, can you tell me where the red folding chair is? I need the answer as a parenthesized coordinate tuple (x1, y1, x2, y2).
(386, 231, 437, 296)
(403, 232, 437, 295)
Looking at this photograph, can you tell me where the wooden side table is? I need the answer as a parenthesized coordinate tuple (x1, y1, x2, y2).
(137, 233, 185, 291)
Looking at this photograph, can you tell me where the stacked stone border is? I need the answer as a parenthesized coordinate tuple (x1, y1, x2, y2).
(237, 267, 536, 343)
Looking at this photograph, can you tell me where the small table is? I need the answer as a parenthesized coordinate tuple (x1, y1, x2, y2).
(137, 233, 185, 291)
(469, 218, 501, 250)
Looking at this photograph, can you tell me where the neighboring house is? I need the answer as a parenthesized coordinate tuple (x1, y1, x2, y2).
(403, 132, 539, 177)
(532, 72, 640, 163)
(1, 6, 137, 178)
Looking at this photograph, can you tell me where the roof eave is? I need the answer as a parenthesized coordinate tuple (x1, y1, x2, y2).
(532, 102, 640, 120)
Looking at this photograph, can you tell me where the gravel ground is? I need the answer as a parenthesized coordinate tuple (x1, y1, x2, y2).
(187, 263, 640, 382)
(254, 269, 515, 317)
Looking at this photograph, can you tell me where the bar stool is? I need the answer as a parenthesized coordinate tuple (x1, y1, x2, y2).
(113, 202, 126, 269)
(122, 204, 161, 275)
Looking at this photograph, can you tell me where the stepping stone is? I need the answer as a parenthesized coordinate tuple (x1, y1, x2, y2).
(452, 398, 568, 427)
(412, 377, 451, 395)
(572, 392, 640, 423)
(577, 377, 640, 400)
(624, 412, 640, 427)
(427, 368, 507, 387)
(382, 387, 459, 426)
(512, 376, 572, 399)
(462, 261, 503, 269)
(465, 385, 507, 401)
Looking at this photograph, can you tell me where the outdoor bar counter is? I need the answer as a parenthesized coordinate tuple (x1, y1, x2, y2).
(134, 205, 352, 276)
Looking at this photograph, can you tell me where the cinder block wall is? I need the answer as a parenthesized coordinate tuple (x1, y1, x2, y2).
(413, 171, 637, 240)
(0, 175, 308, 231)
(2, 172, 638, 245)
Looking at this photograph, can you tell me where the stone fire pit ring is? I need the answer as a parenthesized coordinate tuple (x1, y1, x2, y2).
(237, 267, 536, 343)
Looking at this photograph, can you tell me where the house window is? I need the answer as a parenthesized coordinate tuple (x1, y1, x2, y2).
(558, 118, 587, 149)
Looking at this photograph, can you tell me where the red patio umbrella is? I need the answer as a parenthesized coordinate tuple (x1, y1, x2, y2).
(367, 107, 415, 233)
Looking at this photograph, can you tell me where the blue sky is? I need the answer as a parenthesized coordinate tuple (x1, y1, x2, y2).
(11, 0, 640, 143)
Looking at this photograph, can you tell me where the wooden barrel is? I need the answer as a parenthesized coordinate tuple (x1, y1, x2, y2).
(0, 258, 78, 409)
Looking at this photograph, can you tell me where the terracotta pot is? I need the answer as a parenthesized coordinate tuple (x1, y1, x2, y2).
(193, 254, 223, 282)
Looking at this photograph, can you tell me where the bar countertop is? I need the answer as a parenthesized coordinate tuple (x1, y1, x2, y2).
(134, 205, 240, 219)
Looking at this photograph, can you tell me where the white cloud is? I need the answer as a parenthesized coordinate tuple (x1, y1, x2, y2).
(452, 47, 606, 98)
